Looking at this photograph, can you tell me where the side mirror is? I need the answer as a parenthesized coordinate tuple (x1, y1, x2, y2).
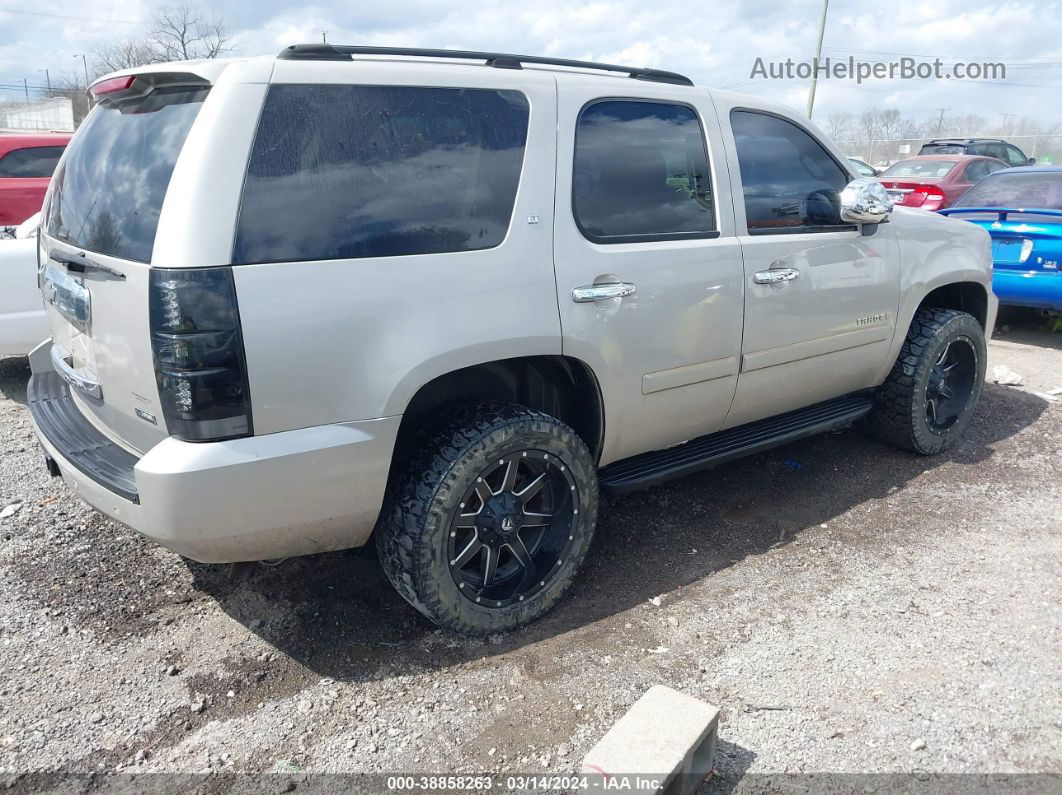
(1027, 157, 1036, 166)
(840, 178, 893, 224)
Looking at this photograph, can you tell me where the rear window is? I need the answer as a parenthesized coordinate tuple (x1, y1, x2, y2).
(0, 145, 65, 178)
(920, 144, 966, 155)
(234, 85, 530, 264)
(881, 160, 958, 179)
(44, 87, 208, 263)
(954, 172, 1062, 209)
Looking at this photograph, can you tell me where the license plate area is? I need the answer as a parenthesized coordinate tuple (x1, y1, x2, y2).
(992, 239, 1023, 265)
(41, 265, 91, 334)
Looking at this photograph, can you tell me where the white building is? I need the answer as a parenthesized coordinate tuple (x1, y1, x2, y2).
(0, 97, 75, 132)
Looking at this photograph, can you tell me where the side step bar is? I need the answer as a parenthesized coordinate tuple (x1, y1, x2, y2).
(599, 392, 874, 493)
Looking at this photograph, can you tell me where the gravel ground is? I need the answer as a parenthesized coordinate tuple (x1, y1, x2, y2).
(0, 310, 1059, 790)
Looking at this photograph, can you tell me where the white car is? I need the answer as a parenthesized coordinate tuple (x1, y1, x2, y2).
(0, 212, 47, 356)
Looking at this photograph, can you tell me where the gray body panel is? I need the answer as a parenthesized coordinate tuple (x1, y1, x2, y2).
(553, 77, 744, 466)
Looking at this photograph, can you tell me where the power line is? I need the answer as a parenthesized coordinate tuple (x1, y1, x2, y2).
(0, 6, 141, 23)
(822, 45, 1062, 64)
(0, 82, 82, 92)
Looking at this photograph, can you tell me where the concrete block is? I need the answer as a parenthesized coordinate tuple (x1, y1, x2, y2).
(581, 685, 720, 795)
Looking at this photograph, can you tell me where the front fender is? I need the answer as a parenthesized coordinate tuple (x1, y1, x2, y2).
(873, 208, 996, 384)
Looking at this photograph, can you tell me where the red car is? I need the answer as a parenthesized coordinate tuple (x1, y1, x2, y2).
(877, 154, 1008, 211)
(0, 132, 72, 227)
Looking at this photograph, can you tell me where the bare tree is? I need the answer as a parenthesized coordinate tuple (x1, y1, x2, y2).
(858, 109, 882, 147)
(937, 113, 986, 138)
(877, 109, 902, 142)
(90, 5, 233, 76)
(92, 39, 164, 77)
(824, 111, 854, 142)
(148, 5, 233, 61)
(49, 71, 92, 124)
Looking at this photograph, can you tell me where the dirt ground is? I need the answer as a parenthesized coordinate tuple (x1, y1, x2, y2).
(0, 309, 1059, 790)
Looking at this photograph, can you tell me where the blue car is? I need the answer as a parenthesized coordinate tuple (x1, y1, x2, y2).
(939, 166, 1062, 311)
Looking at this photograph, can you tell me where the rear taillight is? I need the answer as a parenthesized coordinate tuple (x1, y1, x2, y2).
(149, 268, 252, 442)
(898, 184, 945, 209)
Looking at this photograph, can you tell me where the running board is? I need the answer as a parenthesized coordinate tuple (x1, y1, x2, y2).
(599, 392, 874, 493)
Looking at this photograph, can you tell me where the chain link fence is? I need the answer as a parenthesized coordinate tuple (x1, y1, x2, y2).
(836, 134, 1062, 169)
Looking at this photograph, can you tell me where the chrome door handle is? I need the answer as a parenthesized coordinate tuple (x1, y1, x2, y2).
(753, 268, 800, 285)
(50, 343, 103, 400)
(572, 282, 637, 303)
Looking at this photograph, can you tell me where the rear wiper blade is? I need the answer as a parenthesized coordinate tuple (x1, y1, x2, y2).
(49, 249, 126, 280)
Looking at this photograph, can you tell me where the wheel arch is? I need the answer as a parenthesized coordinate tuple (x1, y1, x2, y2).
(874, 275, 994, 387)
(916, 281, 990, 330)
(393, 355, 605, 464)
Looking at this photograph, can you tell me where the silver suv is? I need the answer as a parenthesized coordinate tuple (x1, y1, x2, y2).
(28, 45, 996, 634)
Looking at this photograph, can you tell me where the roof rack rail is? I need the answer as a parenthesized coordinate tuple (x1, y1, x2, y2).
(277, 44, 694, 87)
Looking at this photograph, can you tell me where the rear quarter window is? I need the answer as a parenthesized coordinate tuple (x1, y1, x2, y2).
(0, 146, 66, 178)
(234, 85, 530, 264)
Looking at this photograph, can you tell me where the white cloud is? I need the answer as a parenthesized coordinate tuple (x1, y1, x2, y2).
(1, 0, 1058, 130)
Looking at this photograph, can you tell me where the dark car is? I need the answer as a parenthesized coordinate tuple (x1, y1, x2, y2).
(0, 132, 72, 228)
(919, 138, 1032, 168)
(877, 154, 1007, 211)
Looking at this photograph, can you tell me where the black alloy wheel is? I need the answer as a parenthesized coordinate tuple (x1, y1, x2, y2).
(924, 338, 977, 433)
(870, 307, 987, 455)
(448, 451, 577, 608)
(376, 403, 599, 634)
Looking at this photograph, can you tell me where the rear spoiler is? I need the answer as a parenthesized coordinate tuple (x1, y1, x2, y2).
(88, 72, 210, 106)
(939, 207, 1062, 221)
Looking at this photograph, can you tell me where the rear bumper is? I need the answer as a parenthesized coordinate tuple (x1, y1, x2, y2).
(993, 268, 1062, 311)
(27, 341, 401, 563)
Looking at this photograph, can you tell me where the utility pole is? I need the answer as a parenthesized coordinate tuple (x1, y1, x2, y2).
(805, 0, 829, 118)
(38, 68, 52, 95)
(74, 53, 89, 86)
(322, 31, 328, 43)
(23, 78, 29, 101)
(998, 112, 1013, 136)
(935, 107, 948, 136)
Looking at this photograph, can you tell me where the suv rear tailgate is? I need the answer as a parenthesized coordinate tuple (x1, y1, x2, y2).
(39, 77, 212, 453)
(39, 239, 162, 452)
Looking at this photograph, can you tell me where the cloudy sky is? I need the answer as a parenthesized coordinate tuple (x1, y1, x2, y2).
(1, 0, 1059, 133)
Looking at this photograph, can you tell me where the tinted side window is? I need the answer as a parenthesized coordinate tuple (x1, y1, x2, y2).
(572, 101, 715, 242)
(0, 146, 65, 178)
(964, 160, 989, 182)
(731, 110, 849, 232)
(234, 85, 529, 264)
(986, 160, 1008, 174)
(985, 143, 1008, 160)
(1004, 145, 1027, 166)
